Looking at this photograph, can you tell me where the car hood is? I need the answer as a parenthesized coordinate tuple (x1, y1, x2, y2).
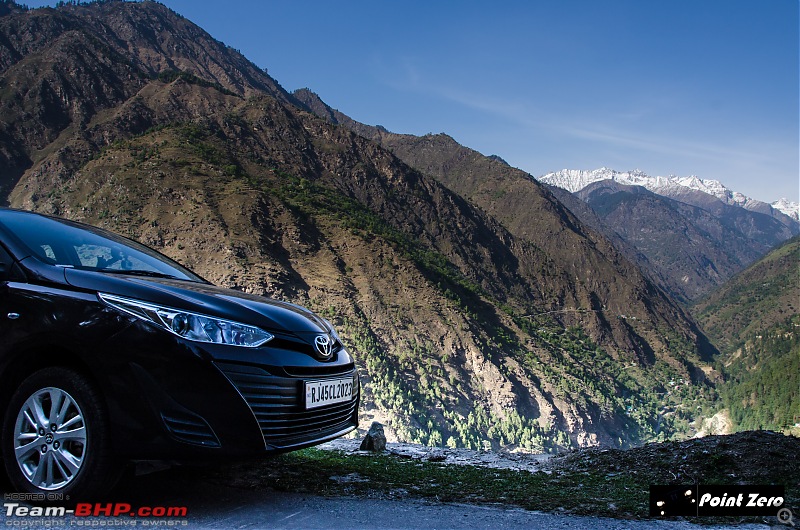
(64, 269, 329, 333)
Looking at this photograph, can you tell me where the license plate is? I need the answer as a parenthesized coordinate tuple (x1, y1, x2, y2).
(304, 378, 354, 409)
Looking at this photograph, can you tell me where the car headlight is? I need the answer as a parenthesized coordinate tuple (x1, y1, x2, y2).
(99, 293, 274, 347)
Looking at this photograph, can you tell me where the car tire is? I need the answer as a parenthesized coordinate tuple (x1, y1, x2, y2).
(1, 367, 120, 500)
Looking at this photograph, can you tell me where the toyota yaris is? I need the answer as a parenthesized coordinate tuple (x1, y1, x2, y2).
(0, 208, 359, 498)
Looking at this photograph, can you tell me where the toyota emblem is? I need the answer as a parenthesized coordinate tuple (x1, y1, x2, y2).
(314, 335, 333, 358)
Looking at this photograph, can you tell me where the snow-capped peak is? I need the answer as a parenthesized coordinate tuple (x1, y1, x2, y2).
(538, 168, 798, 221)
(537, 168, 697, 194)
(537, 168, 645, 193)
(772, 198, 800, 221)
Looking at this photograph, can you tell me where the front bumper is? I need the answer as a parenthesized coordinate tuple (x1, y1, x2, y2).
(97, 322, 360, 460)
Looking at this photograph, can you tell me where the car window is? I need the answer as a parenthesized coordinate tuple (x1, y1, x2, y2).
(0, 210, 203, 282)
(73, 243, 161, 272)
(75, 243, 116, 269)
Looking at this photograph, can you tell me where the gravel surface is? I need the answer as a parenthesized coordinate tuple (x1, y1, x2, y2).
(319, 438, 553, 473)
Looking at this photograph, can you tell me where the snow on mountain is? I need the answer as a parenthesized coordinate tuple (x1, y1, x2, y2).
(772, 198, 800, 221)
(539, 168, 798, 222)
(537, 168, 629, 193)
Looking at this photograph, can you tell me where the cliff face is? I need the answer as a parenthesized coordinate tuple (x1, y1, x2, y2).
(0, 2, 718, 450)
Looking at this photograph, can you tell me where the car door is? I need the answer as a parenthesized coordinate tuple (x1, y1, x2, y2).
(0, 243, 20, 349)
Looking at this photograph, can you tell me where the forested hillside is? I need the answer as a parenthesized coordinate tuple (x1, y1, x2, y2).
(694, 237, 800, 433)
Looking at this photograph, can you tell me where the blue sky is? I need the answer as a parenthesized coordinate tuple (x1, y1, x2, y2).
(25, 0, 799, 203)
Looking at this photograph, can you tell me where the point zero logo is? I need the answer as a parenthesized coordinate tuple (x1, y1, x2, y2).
(650, 485, 787, 517)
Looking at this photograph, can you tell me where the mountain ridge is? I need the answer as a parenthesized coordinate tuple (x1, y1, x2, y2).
(535, 168, 798, 301)
(570, 179, 791, 302)
(291, 89, 700, 323)
(291, 88, 797, 305)
(539, 167, 800, 224)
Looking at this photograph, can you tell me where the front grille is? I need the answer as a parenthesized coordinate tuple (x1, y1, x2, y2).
(283, 362, 356, 378)
(218, 363, 358, 448)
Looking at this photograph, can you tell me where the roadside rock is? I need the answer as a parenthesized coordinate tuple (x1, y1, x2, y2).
(360, 422, 387, 452)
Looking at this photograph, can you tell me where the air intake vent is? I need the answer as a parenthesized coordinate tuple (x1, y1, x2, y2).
(161, 411, 220, 447)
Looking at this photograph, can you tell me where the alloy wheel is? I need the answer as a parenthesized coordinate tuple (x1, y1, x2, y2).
(13, 387, 87, 491)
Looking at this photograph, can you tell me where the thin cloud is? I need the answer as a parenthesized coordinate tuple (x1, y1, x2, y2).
(556, 123, 770, 164)
(371, 58, 796, 199)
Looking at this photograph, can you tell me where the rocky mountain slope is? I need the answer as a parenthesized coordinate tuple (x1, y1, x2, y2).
(535, 169, 798, 302)
(293, 90, 689, 305)
(571, 180, 789, 303)
(693, 237, 799, 432)
(0, 1, 718, 450)
(294, 88, 760, 306)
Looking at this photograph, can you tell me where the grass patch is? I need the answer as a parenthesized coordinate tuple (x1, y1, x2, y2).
(205, 448, 643, 517)
(190, 431, 798, 525)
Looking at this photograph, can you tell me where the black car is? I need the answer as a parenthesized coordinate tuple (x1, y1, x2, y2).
(0, 208, 359, 498)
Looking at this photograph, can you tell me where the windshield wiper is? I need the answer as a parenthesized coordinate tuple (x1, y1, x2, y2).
(97, 269, 184, 280)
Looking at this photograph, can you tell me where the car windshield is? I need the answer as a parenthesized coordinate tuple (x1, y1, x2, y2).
(0, 210, 203, 282)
